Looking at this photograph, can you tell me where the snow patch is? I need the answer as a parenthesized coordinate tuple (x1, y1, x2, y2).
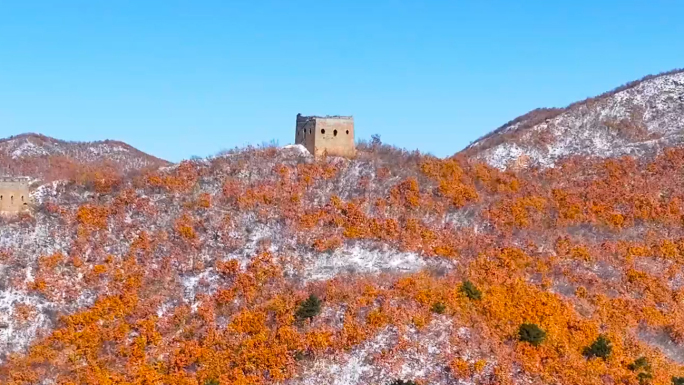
(0, 289, 52, 359)
(31, 180, 65, 204)
(301, 243, 429, 282)
(289, 318, 459, 385)
(282, 144, 312, 156)
(10, 140, 51, 159)
(471, 71, 684, 169)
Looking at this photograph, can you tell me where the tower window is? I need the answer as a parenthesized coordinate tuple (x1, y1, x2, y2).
(333, 129, 338, 136)
(346, 130, 350, 135)
(321, 129, 325, 134)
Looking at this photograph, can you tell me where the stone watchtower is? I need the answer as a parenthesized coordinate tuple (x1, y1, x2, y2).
(0, 177, 30, 215)
(295, 114, 356, 158)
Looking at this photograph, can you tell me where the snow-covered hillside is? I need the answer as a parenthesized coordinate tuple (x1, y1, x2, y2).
(4, 138, 684, 384)
(465, 69, 684, 169)
(6, 70, 684, 384)
(0, 144, 449, 371)
(0, 133, 170, 180)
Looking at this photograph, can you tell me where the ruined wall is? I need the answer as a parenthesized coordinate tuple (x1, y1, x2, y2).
(0, 177, 30, 214)
(295, 114, 317, 156)
(295, 114, 355, 158)
(313, 117, 355, 158)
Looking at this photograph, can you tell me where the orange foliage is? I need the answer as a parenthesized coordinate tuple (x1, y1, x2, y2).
(10, 144, 684, 384)
(175, 213, 197, 240)
(76, 204, 110, 230)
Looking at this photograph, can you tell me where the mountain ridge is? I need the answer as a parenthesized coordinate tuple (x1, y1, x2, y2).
(0, 132, 170, 182)
(5, 68, 684, 176)
(463, 68, 684, 169)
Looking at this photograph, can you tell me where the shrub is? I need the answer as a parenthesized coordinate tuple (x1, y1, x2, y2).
(518, 323, 546, 346)
(628, 356, 651, 371)
(389, 380, 418, 385)
(431, 302, 446, 314)
(461, 280, 482, 300)
(583, 335, 612, 360)
(628, 356, 653, 384)
(295, 294, 322, 321)
(371, 134, 382, 147)
(204, 380, 219, 385)
(673, 377, 684, 385)
(293, 350, 308, 361)
(637, 372, 653, 385)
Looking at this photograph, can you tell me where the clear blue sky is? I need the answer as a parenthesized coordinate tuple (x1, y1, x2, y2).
(1, 1, 682, 162)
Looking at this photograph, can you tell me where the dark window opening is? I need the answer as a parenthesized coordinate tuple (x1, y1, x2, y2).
(346, 130, 350, 135)
(321, 129, 325, 134)
(333, 129, 338, 136)
(21, 196, 24, 202)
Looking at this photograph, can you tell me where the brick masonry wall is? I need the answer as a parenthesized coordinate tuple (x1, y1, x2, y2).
(295, 116, 317, 156)
(313, 118, 355, 158)
(296, 115, 356, 158)
(0, 180, 30, 213)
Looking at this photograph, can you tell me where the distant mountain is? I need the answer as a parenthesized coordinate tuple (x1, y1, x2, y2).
(464, 69, 684, 169)
(0, 133, 170, 181)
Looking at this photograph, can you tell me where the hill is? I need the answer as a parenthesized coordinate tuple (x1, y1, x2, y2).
(3, 139, 684, 384)
(4, 70, 684, 384)
(464, 69, 684, 169)
(0, 133, 170, 182)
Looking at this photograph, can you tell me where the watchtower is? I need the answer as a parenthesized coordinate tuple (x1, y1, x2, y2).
(0, 177, 31, 214)
(295, 114, 356, 158)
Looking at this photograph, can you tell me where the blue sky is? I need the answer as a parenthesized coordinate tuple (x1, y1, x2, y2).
(0, 1, 682, 161)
